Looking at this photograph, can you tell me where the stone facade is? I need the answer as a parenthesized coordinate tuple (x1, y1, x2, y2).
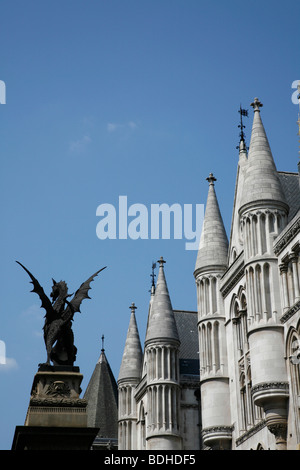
(118, 98, 300, 450)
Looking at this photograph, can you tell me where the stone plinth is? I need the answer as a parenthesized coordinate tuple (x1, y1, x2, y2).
(25, 365, 87, 428)
(12, 426, 99, 450)
(12, 365, 99, 450)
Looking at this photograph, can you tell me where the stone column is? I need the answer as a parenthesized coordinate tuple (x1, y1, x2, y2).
(290, 253, 300, 301)
(279, 263, 290, 311)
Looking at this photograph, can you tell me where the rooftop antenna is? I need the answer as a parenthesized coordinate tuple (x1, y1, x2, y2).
(236, 104, 249, 150)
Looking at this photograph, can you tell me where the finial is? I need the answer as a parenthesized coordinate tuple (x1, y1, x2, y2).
(206, 173, 216, 185)
(129, 302, 137, 313)
(157, 256, 166, 267)
(250, 97, 263, 112)
(101, 334, 105, 352)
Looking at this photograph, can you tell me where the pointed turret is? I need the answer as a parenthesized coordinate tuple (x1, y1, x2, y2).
(194, 173, 229, 275)
(144, 257, 182, 450)
(118, 303, 143, 450)
(145, 257, 179, 346)
(84, 336, 118, 447)
(118, 303, 143, 382)
(240, 98, 288, 213)
(228, 111, 249, 263)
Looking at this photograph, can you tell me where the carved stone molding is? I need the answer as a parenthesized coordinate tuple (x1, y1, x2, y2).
(267, 421, 288, 450)
(236, 419, 267, 447)
(30, 397, 87, 408)
(251, 381, 289, 396)
(220, 253, 245, 298)
(202, 425, 234, 438)
(45, 380, 71, 398)
(280, 299, 300, 324)
(274, 215, 300, 256)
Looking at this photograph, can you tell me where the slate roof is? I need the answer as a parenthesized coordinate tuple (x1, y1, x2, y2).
(173, 310, 199, 376)
(278, 171, 300, 221)
(84, 349, 118, 439)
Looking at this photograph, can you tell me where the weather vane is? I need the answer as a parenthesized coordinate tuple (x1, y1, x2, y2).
(236, 105, 249, 150)
(149, 261, 156, 292)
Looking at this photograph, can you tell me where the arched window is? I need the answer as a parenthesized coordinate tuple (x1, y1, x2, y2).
(252, 215, 258, 256)
(287, 328, 300, 433)
(205, 278, 210, 314)
(255, 264, 262, 315)
(214, 321, 220, 372)
(268, 212, 275, 233)
(263, 263, 272, 319)
(207, 322, 212, 372)
(240, 373, 247, 430)
(139, 403, 146, 450)
(260, 213, 267, 254)
(211, 277, 217, 314)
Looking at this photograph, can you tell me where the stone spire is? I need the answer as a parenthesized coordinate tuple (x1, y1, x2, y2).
(84, 336, 118, 441)
(194, 174, 229, 275)
(145, 257, 179, 346)
(239, 98, 288, 212)
(118, 303, 143, 382)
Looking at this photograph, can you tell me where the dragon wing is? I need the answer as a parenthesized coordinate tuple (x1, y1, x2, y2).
(16, 261, 56, 322)
(64, 266, 107, 319)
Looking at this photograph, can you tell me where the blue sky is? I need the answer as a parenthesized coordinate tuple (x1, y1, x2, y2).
(0, 0, 299, 449)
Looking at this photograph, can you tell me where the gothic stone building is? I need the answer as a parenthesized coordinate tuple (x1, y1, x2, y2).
(117, 97, 300, 450)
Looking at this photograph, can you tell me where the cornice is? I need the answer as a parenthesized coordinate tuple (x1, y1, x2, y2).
(274, 212, 300, 256)
(202, 425, 233, 438)
(220, 252, 245, 298)
(280, 299, 300, 324)
(251, 381, 289, 396)
(235, 419, 267, 447)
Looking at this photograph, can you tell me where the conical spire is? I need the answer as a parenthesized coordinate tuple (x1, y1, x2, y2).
(84, 337, 118, 439)
(194, 174, 229, 274)
(240, 98, 288, 212)
(118, 303, 143, 382)
(145, 257, 179, 346)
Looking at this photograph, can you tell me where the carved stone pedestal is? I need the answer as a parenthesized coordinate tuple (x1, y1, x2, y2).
(25, 365, 88, 427)
(252, 381, 289, 450)
(12, 365, 99, 450)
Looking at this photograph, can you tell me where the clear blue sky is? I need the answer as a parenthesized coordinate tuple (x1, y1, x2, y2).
(0, 0, 299, 449)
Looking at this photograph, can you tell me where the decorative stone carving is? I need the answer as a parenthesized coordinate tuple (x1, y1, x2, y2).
(25, 369, 88, 427)
(46, 381, 71, 398)
(267, 421, 288, 450)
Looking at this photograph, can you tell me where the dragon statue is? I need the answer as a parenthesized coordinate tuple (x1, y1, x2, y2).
(16, 261, 106, 367)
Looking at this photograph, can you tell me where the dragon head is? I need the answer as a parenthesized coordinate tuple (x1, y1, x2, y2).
(50, 279, 69, 304)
